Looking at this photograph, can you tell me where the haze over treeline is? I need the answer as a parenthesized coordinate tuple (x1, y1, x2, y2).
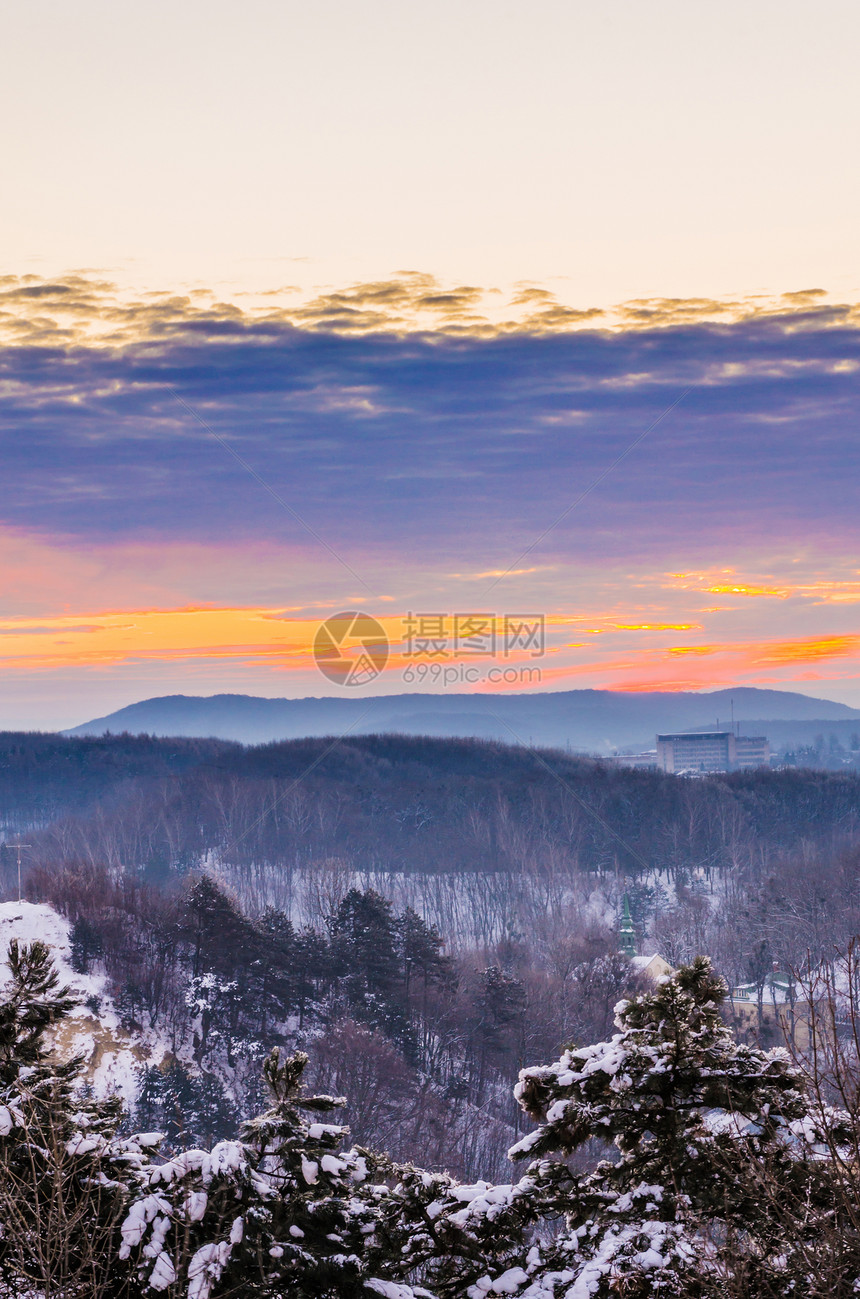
(66, 685, 860, 756)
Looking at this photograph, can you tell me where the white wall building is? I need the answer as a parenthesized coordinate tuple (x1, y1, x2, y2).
(656, 731, 770, 774)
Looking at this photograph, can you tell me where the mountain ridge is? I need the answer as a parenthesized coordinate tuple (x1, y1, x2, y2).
(65, 686, 860, 752)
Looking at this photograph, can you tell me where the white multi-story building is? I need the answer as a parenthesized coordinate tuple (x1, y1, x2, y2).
(656, 731, 770, 774)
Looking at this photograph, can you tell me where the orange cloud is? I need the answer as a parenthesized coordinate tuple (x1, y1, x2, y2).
(0, 607, 362, 673)
(0, 597, 857, 705)
(0, 607, 569, 673)
(666, 645, 717, 656)
(600, 633, 860, 693)
(750, 635, 860, 665)
(665, 567, 860, 604)
(612, 622, 700, 632)
(705, 584, 792, 599)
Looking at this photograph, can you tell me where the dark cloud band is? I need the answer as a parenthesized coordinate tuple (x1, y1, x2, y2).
(1, 275, 858, 570)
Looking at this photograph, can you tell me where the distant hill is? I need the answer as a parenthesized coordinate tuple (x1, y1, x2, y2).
(65, 686, 860, 752)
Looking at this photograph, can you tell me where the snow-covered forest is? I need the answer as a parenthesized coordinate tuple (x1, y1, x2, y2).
(2, 731, 860, 1175)
(3, 731, 860, 1169)
(4, 938, 860, 1297)
(3, 730, 860, 1293)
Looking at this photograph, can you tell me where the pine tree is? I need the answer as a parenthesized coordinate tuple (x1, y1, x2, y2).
(328, 889, 412, 1050)
(292, 924, 330, 1028)
(470, 965, 526, 1091)
(396, 958, 853, 1299)
(135, 1061, 237, 1151)
(179, 875, 258, 979)
(0, 940, 149, 1298)
(134, 1062, 168, 1136)
(122, 1048, 394, 1299)
(253, 907, 298, 1036)
(399, 907, 451, 1000)
(69, 914, 105, 974)
(0, 937, 79, 1077)
(370, 1159, 532, 1299)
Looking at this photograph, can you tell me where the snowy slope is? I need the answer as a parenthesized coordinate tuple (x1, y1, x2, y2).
(0, 900, 161, 1104)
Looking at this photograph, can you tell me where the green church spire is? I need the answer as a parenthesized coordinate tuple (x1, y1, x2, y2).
(619, 894, 636, 957)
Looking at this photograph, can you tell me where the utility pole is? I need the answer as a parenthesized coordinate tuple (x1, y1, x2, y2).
(12, 843, 31, 903)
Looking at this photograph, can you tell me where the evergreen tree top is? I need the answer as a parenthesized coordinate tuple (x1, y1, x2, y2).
(0, 939, 80, 1079)
(123, 1049, 390, 1299)
(392, 958, 851, 1299)
(511, 956, 807, 1164)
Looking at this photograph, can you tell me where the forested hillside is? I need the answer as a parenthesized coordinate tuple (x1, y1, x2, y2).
(5, 730, 860, 883)
(3, 730, 860, 1186)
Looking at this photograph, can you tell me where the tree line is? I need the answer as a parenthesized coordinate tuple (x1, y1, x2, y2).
(4, 732, 860, 888)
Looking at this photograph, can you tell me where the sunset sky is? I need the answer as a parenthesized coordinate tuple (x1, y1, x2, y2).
(3, 0, 860, 729)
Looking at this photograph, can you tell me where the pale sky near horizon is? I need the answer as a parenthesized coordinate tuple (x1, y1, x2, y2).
(2, 0, 860, 730)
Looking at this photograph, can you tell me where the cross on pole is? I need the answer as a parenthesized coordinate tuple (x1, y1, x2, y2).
(11, 843, 31, 903)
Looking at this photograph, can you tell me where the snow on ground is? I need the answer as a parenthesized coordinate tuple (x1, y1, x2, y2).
(0, 900, 103, 1000)
(0, 900, 164, 1104)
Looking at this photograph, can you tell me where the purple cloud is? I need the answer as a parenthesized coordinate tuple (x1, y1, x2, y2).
(1, 281, 858, 573)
